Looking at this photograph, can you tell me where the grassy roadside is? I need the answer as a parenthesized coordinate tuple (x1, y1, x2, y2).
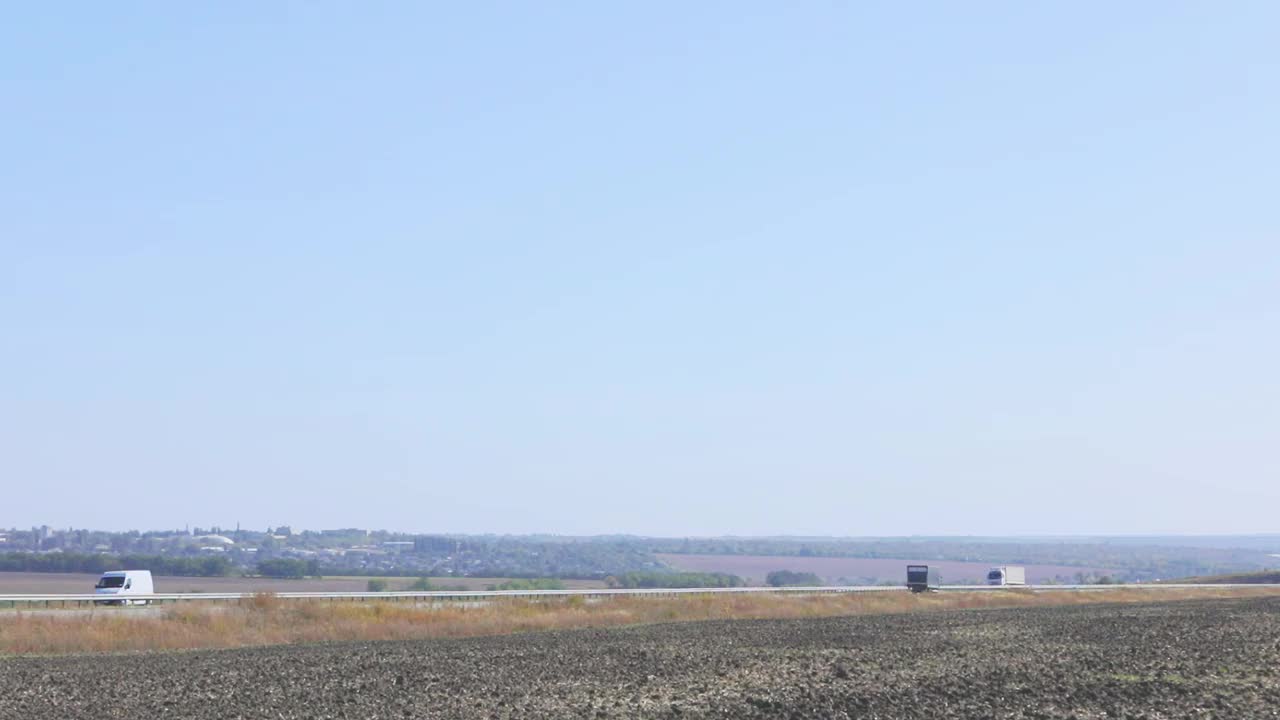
(3, 587, 1278, 655)
(1158, 570, 1280, 584)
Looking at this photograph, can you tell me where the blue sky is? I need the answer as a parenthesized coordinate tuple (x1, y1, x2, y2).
(3, 3, 1277, 535)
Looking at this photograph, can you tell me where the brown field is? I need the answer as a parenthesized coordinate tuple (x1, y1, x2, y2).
(2, 586, 1278, 655)
(658, 553, 1113, 584)
(9, 596, 1280, 719)
(0, 571, 605, 594)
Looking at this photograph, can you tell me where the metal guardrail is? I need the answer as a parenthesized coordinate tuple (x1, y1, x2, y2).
(3, 583, 1279, 608)
(0, 585, 898, 607)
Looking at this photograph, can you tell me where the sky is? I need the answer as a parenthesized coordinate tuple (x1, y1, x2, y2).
(2, 2, 1278, 537)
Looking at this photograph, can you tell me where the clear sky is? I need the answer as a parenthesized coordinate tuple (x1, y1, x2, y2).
(3, 3, 1277, 536)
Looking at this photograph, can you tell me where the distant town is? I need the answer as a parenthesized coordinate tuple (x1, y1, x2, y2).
(0, 525, 666, 581)
(3, 526, 1278, 585)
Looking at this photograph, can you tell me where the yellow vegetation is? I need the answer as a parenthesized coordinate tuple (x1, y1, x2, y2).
(2, 587, 1277, 655)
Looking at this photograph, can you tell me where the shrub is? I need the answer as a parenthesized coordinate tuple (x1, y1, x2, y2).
(247, 592, 281, 612)
(367, 579, 388, 592)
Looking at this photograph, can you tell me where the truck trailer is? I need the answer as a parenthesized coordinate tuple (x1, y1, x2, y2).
(906, 565, 940, 593)
(93, 570, 154, 605)
(986, 566, 1027, 586)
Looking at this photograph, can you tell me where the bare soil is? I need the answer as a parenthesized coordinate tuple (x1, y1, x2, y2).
(4, 596, 1277, 719)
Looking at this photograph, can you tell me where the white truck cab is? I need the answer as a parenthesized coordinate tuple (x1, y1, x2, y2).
(94, 570, 154, 605)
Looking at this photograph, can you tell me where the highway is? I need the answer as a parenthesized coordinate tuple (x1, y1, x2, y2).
(4, 583, 1279, 608)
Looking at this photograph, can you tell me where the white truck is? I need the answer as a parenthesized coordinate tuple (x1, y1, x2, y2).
(986, 566, 1027, 586)
(93, 570, 154, 605)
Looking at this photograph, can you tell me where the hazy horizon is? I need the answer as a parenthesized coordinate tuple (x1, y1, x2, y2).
(4, 4, 1278, 537)
(6, 523, 1280, 545)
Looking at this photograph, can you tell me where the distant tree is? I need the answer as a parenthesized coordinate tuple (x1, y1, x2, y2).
(198, 556, 231, 577)
(408, 577, 434, 591)
(366, 578, 388, 592)
(612, 572, 745, 589)
(766, 570, 823, 587)
(256, 558, 309, 579)
(488, 578, 566, 591)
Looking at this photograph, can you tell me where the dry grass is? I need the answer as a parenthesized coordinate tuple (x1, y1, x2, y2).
(3, 587, 1278, 656)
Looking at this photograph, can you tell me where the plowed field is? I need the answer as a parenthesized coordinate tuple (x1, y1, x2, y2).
(4, 597, 1278, 719)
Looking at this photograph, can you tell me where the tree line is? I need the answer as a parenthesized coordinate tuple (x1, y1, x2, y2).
(765, 570, 823, 587)
(0, 552, 235, 577)
(605, 572, 745, 589)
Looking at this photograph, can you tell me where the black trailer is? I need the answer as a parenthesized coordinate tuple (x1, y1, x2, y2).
(906, 564, 940, 593)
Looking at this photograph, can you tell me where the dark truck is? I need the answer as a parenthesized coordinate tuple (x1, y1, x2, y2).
(906, 564, 940, 593)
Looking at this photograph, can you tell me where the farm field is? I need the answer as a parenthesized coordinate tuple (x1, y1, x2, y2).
(5, 596, 1279, 718)
(0, 571, 605, 594)
(658, 553, 1113, 584)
